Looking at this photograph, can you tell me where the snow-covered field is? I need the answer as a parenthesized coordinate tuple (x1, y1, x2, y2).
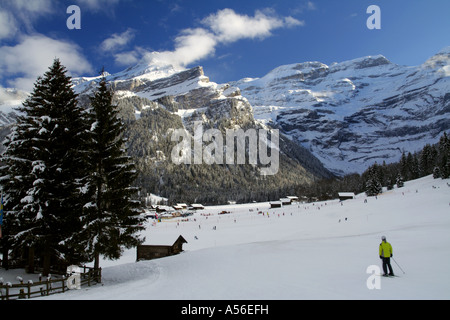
(2, 175, 450, 300)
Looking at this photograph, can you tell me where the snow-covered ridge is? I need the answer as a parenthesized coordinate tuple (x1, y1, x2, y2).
(232, 47, 450, 174)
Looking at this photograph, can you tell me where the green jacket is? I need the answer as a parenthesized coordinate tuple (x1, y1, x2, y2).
(379, 241, 393, 258)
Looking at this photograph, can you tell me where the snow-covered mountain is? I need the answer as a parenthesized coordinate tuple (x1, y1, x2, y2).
(232, 47, 450, 175)
(1, 47, 449, 180)
(72, 61, 331, 204)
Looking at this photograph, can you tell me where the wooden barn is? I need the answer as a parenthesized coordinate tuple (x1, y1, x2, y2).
(136, 235, 187, 261)
(270, 201, 282, 208)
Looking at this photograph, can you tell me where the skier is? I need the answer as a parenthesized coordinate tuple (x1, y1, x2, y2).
(379, 236, 394, 276)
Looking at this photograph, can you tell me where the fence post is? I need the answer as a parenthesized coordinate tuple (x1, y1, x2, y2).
(5, 286, 9, 300)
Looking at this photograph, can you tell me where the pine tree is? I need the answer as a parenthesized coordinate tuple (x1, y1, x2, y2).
(77, 77, 145, 275)
(365, 164, 383, 196)
(0, 59, 90, 274)
(396, 173, 404, 188)
(438, 132, 450, 179)
(433, 166, 441, 179)
(420, 144, 434, 176)
(400, 152, 408, 181)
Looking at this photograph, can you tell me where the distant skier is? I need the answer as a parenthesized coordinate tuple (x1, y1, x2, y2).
(379, 236, 394, 276)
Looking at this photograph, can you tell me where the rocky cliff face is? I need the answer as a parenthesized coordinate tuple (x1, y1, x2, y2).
(71, 61, 331, 204)
(232, 47, 450, 174)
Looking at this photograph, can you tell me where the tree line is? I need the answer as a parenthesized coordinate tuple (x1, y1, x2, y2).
(0, 60, 145, 276)
(295, 132, 450, 201)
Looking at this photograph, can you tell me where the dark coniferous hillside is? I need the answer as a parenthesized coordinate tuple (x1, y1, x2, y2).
(111, 95, 329, 205)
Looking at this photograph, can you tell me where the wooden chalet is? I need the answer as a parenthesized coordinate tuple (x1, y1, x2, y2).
(190, 203, 204, 210)
(270, 201, 282, 208)
(136, 235, 188, 261)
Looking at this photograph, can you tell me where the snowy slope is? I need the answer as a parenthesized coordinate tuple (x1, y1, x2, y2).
(25, 175, 450, 300)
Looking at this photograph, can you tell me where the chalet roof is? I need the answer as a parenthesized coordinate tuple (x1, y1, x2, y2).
(144, 234, 187, 247)
(338, 192, 355, 197)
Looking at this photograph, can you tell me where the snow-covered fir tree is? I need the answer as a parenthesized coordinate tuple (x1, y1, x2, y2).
(396, 174, 405, 188)
(76, 76, 145, 274)
(364, 164, 383, 196)
(0, 59, 90, 275)
(438, 132, 450, 178)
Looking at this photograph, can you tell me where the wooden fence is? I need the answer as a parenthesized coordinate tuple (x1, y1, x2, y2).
(0, 266, 101, 300)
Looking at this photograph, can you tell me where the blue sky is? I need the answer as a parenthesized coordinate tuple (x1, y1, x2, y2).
(0, 0, 449, 91)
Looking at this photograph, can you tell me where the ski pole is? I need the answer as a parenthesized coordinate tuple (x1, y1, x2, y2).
(392, 257, 405, 274)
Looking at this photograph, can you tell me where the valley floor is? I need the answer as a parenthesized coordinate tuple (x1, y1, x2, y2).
(2, 175, 450, 300)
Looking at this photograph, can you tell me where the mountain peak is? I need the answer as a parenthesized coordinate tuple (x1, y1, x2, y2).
(109, 60, 185, 82)
(436, 46, 450, 55)
(423, 47, 450, 72)
(334, 54, 392, 71)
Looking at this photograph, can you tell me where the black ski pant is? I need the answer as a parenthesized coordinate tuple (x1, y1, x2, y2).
(382, 257, 394, 275)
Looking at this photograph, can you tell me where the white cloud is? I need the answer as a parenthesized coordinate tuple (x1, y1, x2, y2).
(2, 0, 54, 14)
(202, 8, 302, 43)
(284, 16, 305, 28)
(291, 1, 317, 15)
(155, 28, 217, 67)
(0, 1, 93, 91)
(307, 1, 317, 11)
(0, 35, 93, 91)
(100, 28, 136, 52)
(0, 0, 53, 39)
(113, 47, 148, 66)
(0, 10, 18, 40)
(129, 8, 305, 69)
